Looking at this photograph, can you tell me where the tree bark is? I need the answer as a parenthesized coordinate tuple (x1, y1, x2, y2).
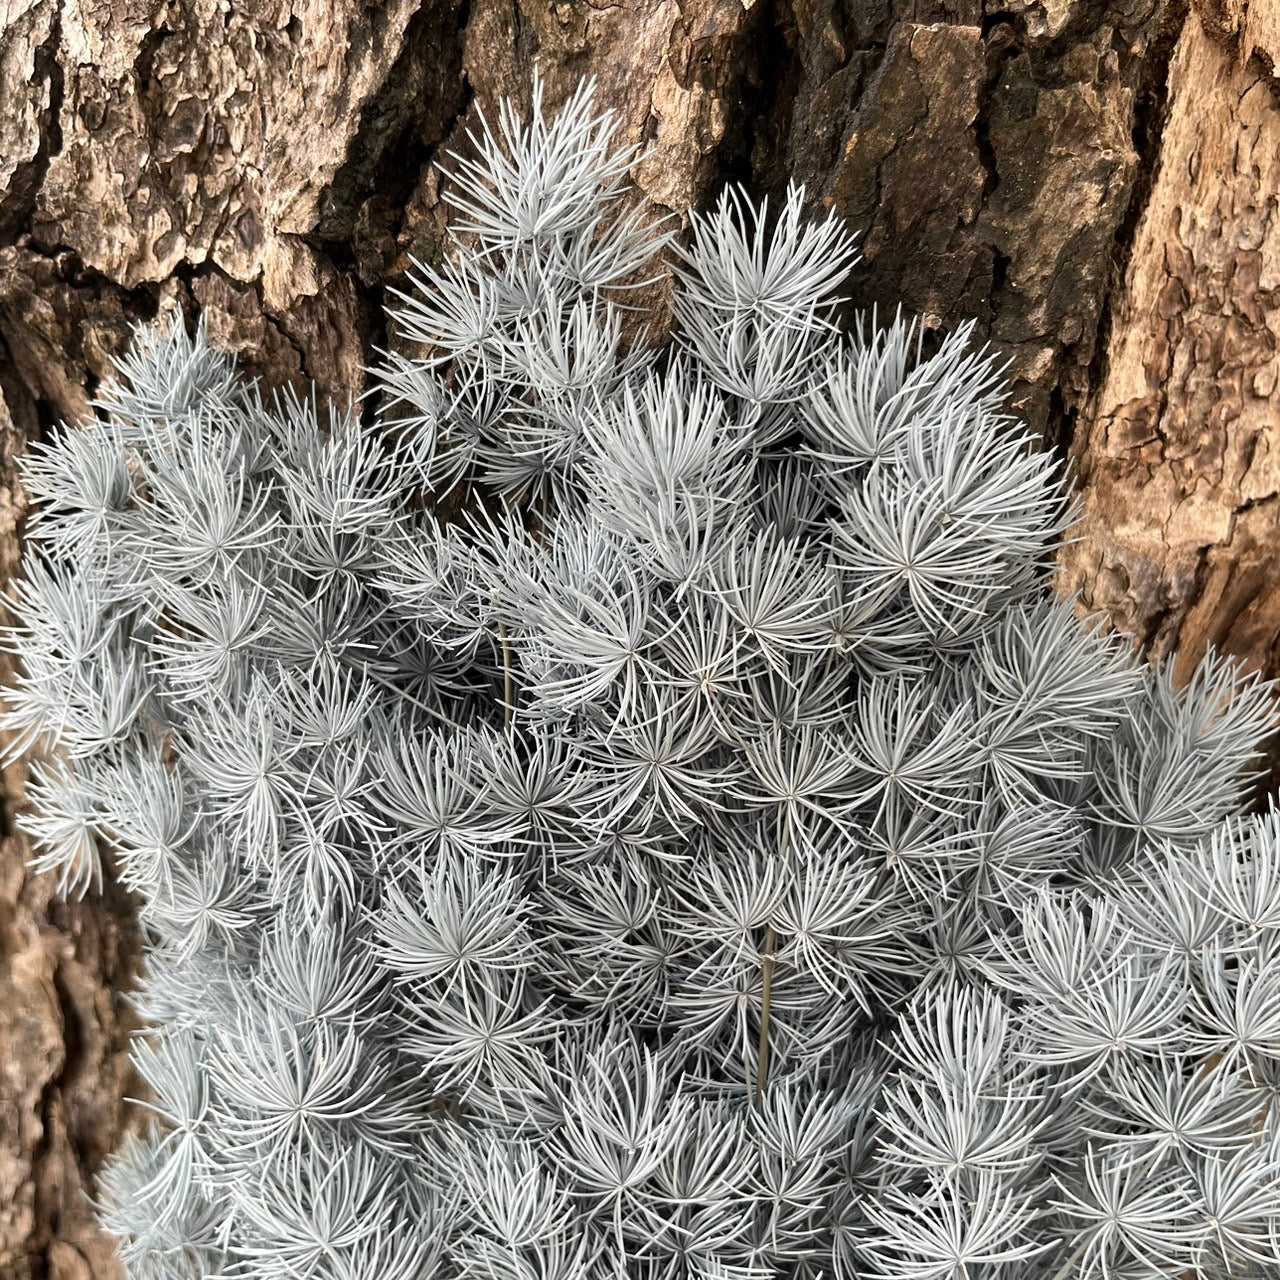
(0, 0, 1276, 1272)
(1058, 4, 1280, 682)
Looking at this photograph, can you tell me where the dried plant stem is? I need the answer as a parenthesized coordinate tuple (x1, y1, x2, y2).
(755, 925, 777, 1101)
(498, 622, 515, 730)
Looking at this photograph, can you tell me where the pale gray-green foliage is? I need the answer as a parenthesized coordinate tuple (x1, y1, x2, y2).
(5, 76, 1280, 1280)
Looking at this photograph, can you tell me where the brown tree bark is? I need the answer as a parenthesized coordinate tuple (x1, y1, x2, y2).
(0, 0, 1276, 1273)
(1058, 3, 1280, 682)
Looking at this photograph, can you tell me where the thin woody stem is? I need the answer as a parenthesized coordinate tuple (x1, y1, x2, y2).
(498, 622, 515, 731)
(755, 924, 777, 1101)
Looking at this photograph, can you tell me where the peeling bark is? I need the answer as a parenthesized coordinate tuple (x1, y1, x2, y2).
(0, 0, 1277, 1271)
(1059, 9, 1280, 682)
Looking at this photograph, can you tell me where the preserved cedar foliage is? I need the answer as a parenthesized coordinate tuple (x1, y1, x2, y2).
(7, 82, 1280, 1280)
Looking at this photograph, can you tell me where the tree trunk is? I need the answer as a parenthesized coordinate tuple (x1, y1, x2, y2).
(0, 0, 1275, 1272)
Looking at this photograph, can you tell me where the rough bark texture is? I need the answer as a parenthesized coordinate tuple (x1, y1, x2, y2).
(0, 0, 1277, 1272)
(1059, 4, 1280, 683)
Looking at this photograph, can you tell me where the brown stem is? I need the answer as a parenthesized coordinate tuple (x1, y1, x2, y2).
(498, 622, 514, 731)
(755, 925, 777, 1101)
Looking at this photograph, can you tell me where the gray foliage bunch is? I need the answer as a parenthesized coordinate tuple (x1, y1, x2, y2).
(6, 78, 1280, 1280)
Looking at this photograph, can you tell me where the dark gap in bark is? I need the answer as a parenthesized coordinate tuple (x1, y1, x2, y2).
(317, 0, 468, 256)
(0, 3, 64, 244)
(310, 0, 470, 413)
(735, 0, 803, 204)
(1046, 381, 1073, 471)
(1076, 0, 1189, 462)
(975, 14, 1022, 203)
(32, 400, 60, 441)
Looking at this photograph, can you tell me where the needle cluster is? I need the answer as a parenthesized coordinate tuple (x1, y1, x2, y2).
(6, 78, 1280, 1280)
